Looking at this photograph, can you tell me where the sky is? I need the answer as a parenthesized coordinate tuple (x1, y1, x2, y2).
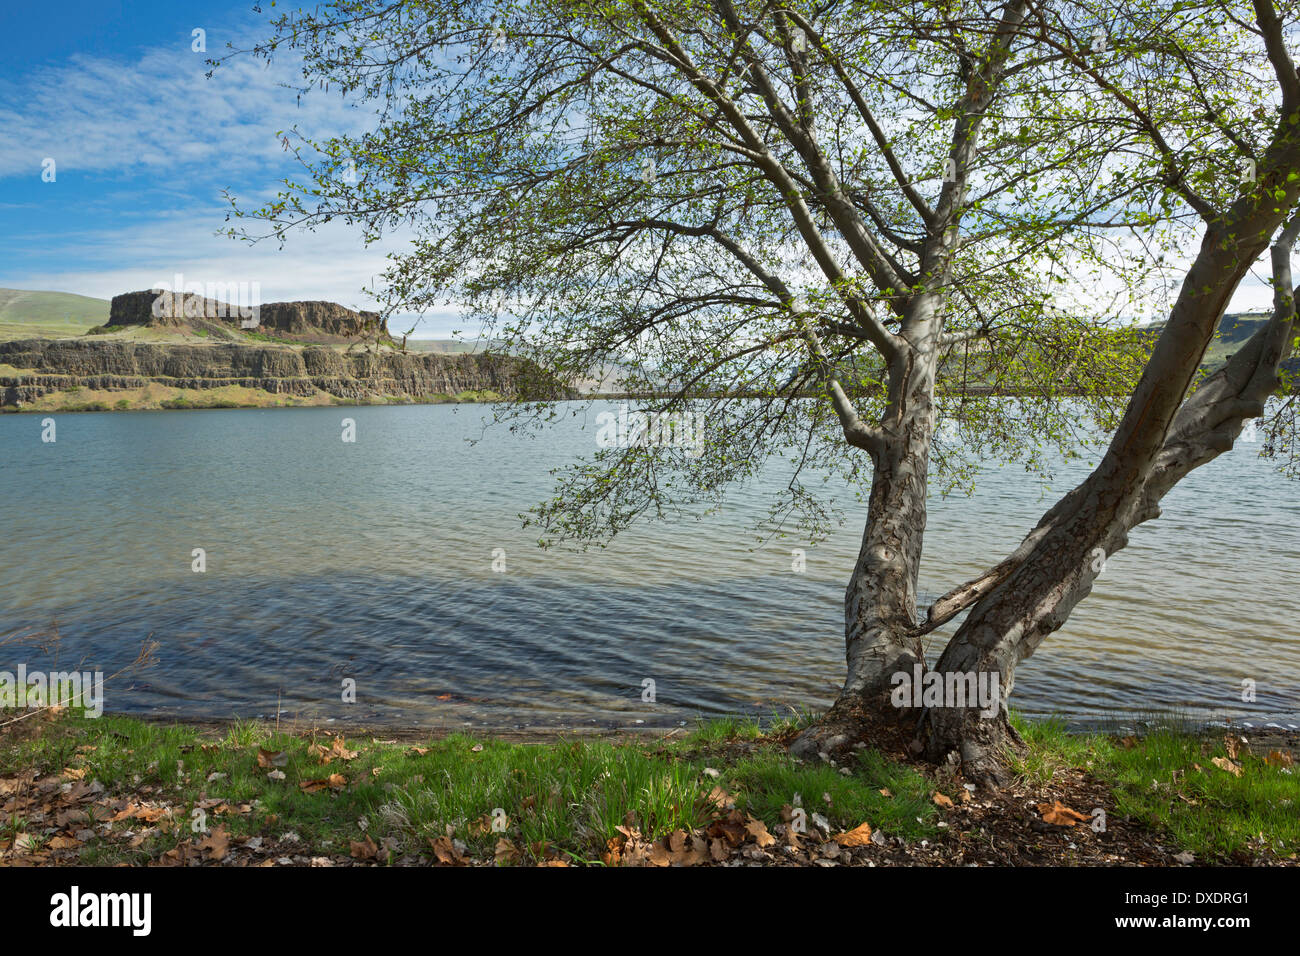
(0, 0, 462, 336)
(0, 1, 1280, 334)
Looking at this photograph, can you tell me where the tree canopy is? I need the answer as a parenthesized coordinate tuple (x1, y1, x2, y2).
(222, 0, 1300, 781)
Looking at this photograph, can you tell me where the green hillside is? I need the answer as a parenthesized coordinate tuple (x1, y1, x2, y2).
(0, 288, 110, 340)
(1139, 311, 1271, 366)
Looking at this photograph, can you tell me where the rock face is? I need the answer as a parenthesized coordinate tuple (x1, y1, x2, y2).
(107, 290, 389, 341)
(0, 339, 569, 407)
(258, 301, 386, 338)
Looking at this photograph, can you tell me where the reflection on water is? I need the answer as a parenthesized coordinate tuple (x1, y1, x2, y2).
(1, 403, 1296, 730)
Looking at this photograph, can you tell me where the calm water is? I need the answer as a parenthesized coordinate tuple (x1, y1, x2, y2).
(1, 403, 1297, 732)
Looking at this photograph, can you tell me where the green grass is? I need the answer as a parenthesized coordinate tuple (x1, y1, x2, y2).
(0, 712, 941, 865)
(239, 330, 299, 345)
(6, 710, 1295, 864)
(1009, 712, 1299, 860)
(0, 288, 110, 339)
(159, 396, 254, 410)
(726, 747, 938, 840)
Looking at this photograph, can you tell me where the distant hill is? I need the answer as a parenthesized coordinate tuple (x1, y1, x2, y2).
(0, 288, 110, 339)
(1138, 311, 1272, 366)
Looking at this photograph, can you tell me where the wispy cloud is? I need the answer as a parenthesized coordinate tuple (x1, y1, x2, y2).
(0, 34, 357, 179)
(0, 29, 477, 336)
(0, 208, 471, 336)
(0, 21, 1278, 331)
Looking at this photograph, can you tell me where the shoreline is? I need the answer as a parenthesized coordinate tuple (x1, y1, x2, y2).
(3, 709, 1295, 867)
(0, 392, 502, 414)
(103, 706, 1300, 745)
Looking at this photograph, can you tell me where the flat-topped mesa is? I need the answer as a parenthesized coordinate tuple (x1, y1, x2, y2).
(257, 301, 388, 338)
(106, 290, 389, 341)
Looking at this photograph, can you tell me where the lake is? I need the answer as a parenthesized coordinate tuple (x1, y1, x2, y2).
(1, 402, 1297, 732)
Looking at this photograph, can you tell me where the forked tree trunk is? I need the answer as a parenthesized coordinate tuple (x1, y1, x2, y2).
(923, 212, 1300, 786)
(792, 167, 1300, 782)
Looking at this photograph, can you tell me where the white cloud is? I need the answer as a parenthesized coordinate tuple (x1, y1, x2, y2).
(0, 34, 360, 179)
(0, 31, 477, 337)
(0, 26, 1279, 333)
(0, 205, 475, 336)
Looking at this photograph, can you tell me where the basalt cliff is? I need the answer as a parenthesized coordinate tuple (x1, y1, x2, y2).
(106, 289, 390, 343)
(0, 291, 570, 410)
(0, 338, 568, 405)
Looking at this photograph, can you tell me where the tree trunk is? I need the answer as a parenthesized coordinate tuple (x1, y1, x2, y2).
(790, 325, 938, 758)
(792, 150, 1300, 778)
(923, 214, 1300, 786)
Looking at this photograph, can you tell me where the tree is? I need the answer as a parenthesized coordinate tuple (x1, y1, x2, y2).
(223, 0, 1300, 784)
(917, 0, 1300, 780)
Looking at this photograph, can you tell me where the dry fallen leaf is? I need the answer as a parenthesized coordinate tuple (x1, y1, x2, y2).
(932, 792, 955, 809)
(494, 838, 520, 866)
(349, 835, 380, 861)
(299, 773, 348, 794)
(257, 748, 287, 769)
(1211, 756, 1243, 778)
(744, 816, 776, 848)
(429, 835, 466, 866)
(329, 737, 359, 761)
(833, 821, 873, 847)
(701, 786, 734, 811)
(197, 826, 230, 861)
(1037, 800, 1090, 826)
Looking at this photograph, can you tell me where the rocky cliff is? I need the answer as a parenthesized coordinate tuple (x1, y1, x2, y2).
(107, 290, 389, 342)
(0, 339, 569, 408)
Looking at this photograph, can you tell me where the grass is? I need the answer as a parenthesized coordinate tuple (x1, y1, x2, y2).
(726, 747, 938, 840)
(4, 710, 1295, 864)
(159, 396, 256, 410)
(1009, 712, 1299, 860)
(239, 330, 299, 345)
(0, 288, 109, 339)
(0, 712, 942, 866)
(7, 384, 505, 414)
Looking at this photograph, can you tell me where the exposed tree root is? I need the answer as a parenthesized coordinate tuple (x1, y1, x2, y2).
(788, 692, 923, 764)
(788, 693, 1026, 791)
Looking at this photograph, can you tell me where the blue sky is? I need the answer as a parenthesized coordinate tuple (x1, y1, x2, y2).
(0, 0, 460, 335)
(0, 1, 1279, 329)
